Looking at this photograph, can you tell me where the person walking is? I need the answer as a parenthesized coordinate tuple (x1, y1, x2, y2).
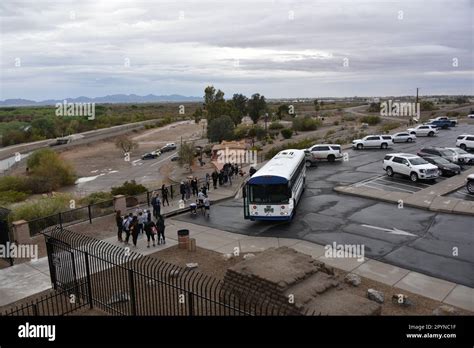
(205, 173, 211, 191)
(151, 192, 161, 219)
(191, 177, 198, 196)
(185, 180, 191, 200)
(115, 210, 123, 242)
(137, 211, 146, 235)
(130, 216, 139, 247)
(123, 213, 133, 245)
(161, 184, 170, 206)
(203, 196, 210, 217)
(211, 170, 218, 189)
(144, 219, 157, 248)
(180, 181, 186, 201)
(156, 215, 166, 245)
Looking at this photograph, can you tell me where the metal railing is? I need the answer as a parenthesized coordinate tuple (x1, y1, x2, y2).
(42, 226, 299, 316)
(2, 287, 90, 316)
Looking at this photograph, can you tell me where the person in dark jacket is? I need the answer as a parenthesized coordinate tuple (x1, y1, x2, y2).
(144, 219, 156, 248)
(180, 181, 186, 201)
(130, 216, 139, 247)
(115, 210, 123, 242)
(156, 215, 166, 245)
(211, 170, 218, 189)
(151, 192, 161, 219)
(191, 177, 198, 196)
(161, 184, 170, 206)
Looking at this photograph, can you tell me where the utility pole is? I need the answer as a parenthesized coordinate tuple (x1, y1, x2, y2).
(416, 88, 419, 106)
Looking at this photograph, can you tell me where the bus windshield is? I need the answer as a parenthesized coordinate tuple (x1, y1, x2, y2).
(249, 184, 290, 204)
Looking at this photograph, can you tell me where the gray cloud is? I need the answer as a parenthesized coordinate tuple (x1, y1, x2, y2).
(0, 0, 472, 99)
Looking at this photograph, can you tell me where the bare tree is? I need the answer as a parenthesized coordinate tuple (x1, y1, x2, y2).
(115, 136, 138, 155)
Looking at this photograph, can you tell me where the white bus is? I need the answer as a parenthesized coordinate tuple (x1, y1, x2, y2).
(243, 149, 306, 221)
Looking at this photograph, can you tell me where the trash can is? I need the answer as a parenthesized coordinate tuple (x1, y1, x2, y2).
(177, 229, 189, 249)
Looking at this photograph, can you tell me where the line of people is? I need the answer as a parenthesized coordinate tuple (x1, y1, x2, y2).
(115, 208, 166, 248)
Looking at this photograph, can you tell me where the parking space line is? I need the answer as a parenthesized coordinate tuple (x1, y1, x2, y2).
(374, 177, 428, 190)
(361, 181, 418, 193)
(358, 183, 384, 191)
(351, 175, 384, 187)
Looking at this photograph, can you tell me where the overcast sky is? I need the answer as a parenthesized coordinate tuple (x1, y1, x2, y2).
(0, 0, 472, 100)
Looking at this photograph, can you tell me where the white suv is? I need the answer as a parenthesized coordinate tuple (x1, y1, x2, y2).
(407, 125, 439, 137)
(456, 135, 474, 151)
(352, 135, 393, 150)
(307, 144, 343, 162)
(383, 153, 440, 182)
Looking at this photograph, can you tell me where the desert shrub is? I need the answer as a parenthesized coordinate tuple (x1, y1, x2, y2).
(27, 149, 76, 190)
(281, 129, 293, 139)
(360, 115, 381, 126)
(325, 129, 336, 137)
(0, 190, 29, 205)
(264, 137, 317, 160)
(292, 116, 321, 131)
(0, 176, 30, 193)
(379, 122, 401, 134)
(79, 192, 114, 206)
(10, 194, 73, 221)
(111, 180, 147, 196)
(269, 122, 284, 130)
(333, 120, 339, 126)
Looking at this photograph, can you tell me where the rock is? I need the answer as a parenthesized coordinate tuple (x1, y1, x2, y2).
(344, 273, 361, 287)
(367, 289, 384, 304)
(243, 253, 255, 259)
(391, 294, 413, 307)
(107, 291, 130, 305)
(433, 305, 459, 316)
(222, 253, 233, 260)
(186, 262, 198, 269)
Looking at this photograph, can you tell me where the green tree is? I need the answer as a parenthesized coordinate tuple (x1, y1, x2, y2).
(248, 93, 267, 124)
(193, 107, 203, 123)
(207, 115, 235, 142)
(232, 93, 248, 116)
(314, 99, 320, 112)
(178, 141, 196, 172)
(276, 104, 290, 119)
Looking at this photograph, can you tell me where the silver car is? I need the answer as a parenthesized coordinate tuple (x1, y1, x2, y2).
(392, 132, 416, 143)
(445, 147, 474, 165)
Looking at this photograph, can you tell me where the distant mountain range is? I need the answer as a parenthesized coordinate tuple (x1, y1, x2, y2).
(0, 94, 203, 106)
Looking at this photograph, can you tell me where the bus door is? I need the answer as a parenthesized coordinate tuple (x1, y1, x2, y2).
(242, 183, 250, 219)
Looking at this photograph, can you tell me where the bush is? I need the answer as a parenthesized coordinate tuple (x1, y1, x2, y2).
(325, 130, 335, 137)
(333, 120, 339, 126)
(264, 137, 317, 160)
(0, 190, 29, 205)
(360, 115, 381, 126)
(379, 122, 401, 134)
(269, 122, 284, 130)
(26, 149, 76, 191)
(10, 194, 73, 221)
(281, 129, 293, 139)
(0, 176, 30, 193)
(292, 116, 321, 131)
(111, 180, 147, 196)
(79, 192, 114, 206)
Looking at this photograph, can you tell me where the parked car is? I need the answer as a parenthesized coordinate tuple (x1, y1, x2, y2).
(422, 156, 461, 177)
(417, 147, 457, 163)
(160, 143, 177, 152)
(142, 152, 159, 160)
(444, 147, 474, 165)
(304, 150, 318, 167)
(307, 144, 343, 162)
(407, 124, 439, 137)
(467, 114, 474, 119)
(391, 132, 416, 143)
(428, 116, 457, 127)
(425, 119, 455, 129)
(456, 135, 474, 151)
(383, 153, 439, 182)
(467, 174, 474, 194)
(171, 155, 180, 162)
(352, 135, 393, 150)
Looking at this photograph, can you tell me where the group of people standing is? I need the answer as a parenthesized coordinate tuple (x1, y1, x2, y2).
(115, 208, 166, 248)
(179, 176, 210, 201)
(210, 163, 241, 189)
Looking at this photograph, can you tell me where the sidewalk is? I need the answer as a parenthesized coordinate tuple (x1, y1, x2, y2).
(2, 217, 473, 312)
(335, 166, 474, 215)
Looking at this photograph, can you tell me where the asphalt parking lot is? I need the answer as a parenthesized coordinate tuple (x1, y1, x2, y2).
(175, 124, 474, 287)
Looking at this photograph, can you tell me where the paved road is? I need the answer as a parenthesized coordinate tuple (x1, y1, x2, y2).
(175, 124, 474, 287)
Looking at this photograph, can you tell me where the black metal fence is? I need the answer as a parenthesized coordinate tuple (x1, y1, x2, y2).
(42, 226, 299, 316)
(2, 288, 89, 316)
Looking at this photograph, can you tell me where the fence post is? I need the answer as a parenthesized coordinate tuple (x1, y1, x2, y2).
(58, 212, 63, 228)
(32, 303, 38, 316)
(84, 252, 94, 309)
(147, 191, 150, 207)
(128, 269, 137, 316)
(187, 292, 194, 316)
(88, 205, 92, 224)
